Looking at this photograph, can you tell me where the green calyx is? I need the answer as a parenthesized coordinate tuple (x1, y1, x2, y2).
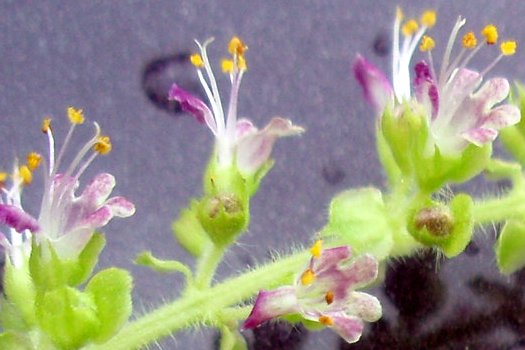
(380, 106, 491, 192)
(1, 234, 132, 349)
(197, 192, 249, 247)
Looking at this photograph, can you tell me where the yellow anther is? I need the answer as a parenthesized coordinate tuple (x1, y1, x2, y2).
(462, 31, 477, 49)
(221, 59, 234, 73)
(421, 10, 436, 28)
(325, 291, 334, 305)
(26, 152, 42, 171)
(19, 165, 32, 185)
(94, 135, 112, 155)
(228, 36, 247, 56)
(419, 35, 435, 52)
(67, 106, 84, 125)
(300, 268, 316, 286)
(500, 40, 517, 56)
(402, 19, 419, 37)
(481, 24, 498, 45)
(237, 55, 247, 71)
(41, 118, 51, 133)
(190, 53, 204, 68)
(318, 315, 334, 326)
(310, 239, 323, 258)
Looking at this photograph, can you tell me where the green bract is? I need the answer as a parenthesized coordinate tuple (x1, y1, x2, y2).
(320, 188, 394, 260)
(496, 220, 525, 274)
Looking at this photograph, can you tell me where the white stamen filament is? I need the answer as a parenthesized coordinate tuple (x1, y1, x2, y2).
(196, 69, 221, 136)
(196, 39, 226, 133)
(54, 123, 77, 177)
(64, 122, 101, 177)
(438, 17, 466, 87)
(46, 126, 56, 176)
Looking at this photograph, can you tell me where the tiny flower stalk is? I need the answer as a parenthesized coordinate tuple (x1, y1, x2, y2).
(0, 108, 135, 349)
(243, 241, 382, 344)
(354, 9, 520, 191)
(169, 37, 303, 273)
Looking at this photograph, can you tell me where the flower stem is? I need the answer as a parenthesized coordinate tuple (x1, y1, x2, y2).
(194, 243, 226, 288)
(83, 251, 308, 350)
(473, 191, 525, 224)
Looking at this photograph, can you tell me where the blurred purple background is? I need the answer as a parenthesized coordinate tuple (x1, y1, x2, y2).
(1, 1, 525, 349)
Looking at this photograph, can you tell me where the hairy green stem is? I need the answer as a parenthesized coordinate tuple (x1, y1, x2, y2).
(473, 191, 525, 224)
(194, 243, 226, 288)
(84, 251, 308, 350)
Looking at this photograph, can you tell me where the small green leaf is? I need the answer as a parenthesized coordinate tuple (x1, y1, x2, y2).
(173, 200, 211, 257)
(86, 268, 133, 343)
(135, 251, 193, 280)
(68, 233, 106, 286)
(496, 220, 525, 274)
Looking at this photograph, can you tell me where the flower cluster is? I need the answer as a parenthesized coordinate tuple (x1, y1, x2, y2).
(243, 240, 381, 343)
(354, 8, 520, 156)
(169, 37, 304, 177)
(0, 107, 135, 265)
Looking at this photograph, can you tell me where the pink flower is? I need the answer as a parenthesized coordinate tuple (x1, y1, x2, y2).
(243, 241, 381, 343)
(353, 8, 520, 156)
(0, 109, 135, 263)
(168, 37, 304, 176)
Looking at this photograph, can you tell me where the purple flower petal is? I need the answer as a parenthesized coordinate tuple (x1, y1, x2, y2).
(461, 127, 498, 146)
(168, 84, 218, 135)
(104, 197, 136, 217)
(235, 118, 257, 139)
(79, 173, 115, 207)
(448, 68, 481, 97)
(81, 206, 113, 228)
(414, 61, 439, 119)
(342, 254, 379, 288)
(314, 246, 352, 273)
(242, 287, 299, 329)
(330, 313, 365, 343)
(0, 204, 39, 233)
(483, 104, 521, 129)
(353, 54, 394, 115)
(236, 117, 304, 175)
(345, 291, 382, 322)
(472, 77, 510, 106)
